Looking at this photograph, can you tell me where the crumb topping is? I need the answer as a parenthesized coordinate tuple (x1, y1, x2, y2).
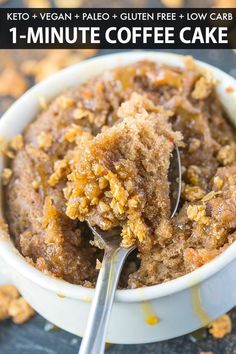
(2, 168, 12, 186)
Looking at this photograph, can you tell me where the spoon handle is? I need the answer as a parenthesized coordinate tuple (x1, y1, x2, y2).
(78, 245, 135, 354)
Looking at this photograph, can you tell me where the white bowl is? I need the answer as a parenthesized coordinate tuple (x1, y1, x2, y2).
(0, 51, 236, 344)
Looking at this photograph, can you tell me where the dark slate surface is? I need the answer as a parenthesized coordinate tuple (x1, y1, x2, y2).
(0, 309, 236, 354)
(0, 0, 236, 353)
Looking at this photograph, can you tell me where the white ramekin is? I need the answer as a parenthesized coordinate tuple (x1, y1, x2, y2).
(0, 51, 236, 344)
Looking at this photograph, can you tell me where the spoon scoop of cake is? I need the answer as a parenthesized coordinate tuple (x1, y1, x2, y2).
(65, 93, 182, 248)
(67, 93, 182, 354)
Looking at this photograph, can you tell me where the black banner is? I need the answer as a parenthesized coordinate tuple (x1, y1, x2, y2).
(0, 8, 235, 49)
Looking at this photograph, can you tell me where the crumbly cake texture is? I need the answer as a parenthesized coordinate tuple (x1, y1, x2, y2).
(64, 93, 182, 248)
(5, 58, 236, 288)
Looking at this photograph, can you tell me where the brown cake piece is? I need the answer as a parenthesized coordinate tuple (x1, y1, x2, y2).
(64, 93, 182, 247)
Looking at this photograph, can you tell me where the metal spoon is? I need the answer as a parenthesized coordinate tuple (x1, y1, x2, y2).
(78, 147, 182, 354)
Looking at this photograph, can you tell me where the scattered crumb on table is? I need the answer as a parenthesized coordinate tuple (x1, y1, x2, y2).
(0, 284, 35, 324)
(208, 314, 232, 339)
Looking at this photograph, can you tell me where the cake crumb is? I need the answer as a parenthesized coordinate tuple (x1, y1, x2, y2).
(0, 285, 19, 300)
(10, 134, 24, 151)
(188, 138, 201, 153)
(0, 137, 15, 159)
(213, 176, 224, 190)
(73, 107, 94, 122)
(83, 280, 93, 288)
(0, 285, 19, 320)
(217, 143, 236, 165)
(0, 284, 35, 324)
(192, 76, 213, 100)
(42, 196, 63, 245)
(0, 68, 28, 98)
(37, 132, 53, 150)
(208, 314, 232, 338)
(187, 205, 209, 225)
(57, 96, 75, 110)
(0, 216, 9, 233)
(183, 185, 205, 202)
(8, 297, 35, 324)
(64, 124, 83, 142)
(0, 136, 7, 154)
(201, 190, 221, 202)
(32, 180, 40, 190)
(48, 159, 69, 187)
(0, 293, 11, 320)
(187, 165, 201, 185)
(2, 168, 12, 186)
(38, 95, 48, 110)
(96, 259, 102, 270)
